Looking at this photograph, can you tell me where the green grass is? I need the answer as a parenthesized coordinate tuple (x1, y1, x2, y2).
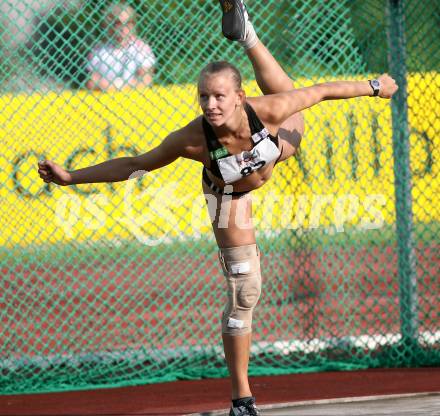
(1, 221, 438, 268)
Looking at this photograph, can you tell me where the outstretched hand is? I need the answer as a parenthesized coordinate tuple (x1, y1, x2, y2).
(38, 160, 72, 186)
(378, 74, 399, 99)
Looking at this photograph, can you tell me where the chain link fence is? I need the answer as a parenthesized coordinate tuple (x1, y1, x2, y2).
(0, 0, 439, 394)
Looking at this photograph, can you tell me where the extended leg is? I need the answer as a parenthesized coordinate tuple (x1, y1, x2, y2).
(245, 40, 295, 94)
(219, 0, 304, 157)
(219, 0, 295, 92)
(246, 40, 304, 157)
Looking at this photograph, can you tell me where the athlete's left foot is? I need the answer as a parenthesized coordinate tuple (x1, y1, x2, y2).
(218, 0, 249, 41)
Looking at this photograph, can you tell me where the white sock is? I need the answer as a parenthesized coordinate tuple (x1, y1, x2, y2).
(238, 20, 259, 50)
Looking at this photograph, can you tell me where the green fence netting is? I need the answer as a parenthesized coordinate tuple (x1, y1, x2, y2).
(0, 0, 439, 394)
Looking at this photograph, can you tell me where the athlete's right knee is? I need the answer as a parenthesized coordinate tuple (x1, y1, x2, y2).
(219, 244, 262, 336)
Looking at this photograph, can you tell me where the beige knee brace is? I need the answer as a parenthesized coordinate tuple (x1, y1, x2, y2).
(219, 244, 262, 336)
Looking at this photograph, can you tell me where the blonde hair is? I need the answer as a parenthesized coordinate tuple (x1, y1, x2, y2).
(198, 61, 243, 92)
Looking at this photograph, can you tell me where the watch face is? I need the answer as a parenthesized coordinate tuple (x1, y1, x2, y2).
(371, 80, 380, 89)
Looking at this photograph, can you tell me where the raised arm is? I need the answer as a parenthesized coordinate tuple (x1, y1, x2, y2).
(255, 73, 398, 126)
(38, 130, 185, 186)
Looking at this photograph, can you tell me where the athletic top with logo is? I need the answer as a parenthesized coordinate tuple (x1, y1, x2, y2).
(202, 103, 281, 185)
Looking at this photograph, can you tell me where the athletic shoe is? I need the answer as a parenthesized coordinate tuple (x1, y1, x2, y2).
(229, 397, 260, 416)
(219, 0, 249, 41)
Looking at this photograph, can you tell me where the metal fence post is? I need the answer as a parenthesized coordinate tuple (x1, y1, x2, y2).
(386, 0, 418, 344)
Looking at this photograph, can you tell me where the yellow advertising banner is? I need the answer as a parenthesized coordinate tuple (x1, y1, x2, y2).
(0, 74, 438, 247)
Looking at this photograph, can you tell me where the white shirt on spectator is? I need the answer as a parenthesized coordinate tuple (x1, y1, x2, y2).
(88, 37, 156, 84)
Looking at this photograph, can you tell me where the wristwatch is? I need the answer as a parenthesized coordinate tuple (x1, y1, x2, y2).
(369, 79, 380, 96)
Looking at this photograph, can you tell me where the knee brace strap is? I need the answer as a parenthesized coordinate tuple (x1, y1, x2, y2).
(219, 244, 262, 336)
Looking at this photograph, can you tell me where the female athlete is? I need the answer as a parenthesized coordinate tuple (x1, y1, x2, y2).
(38, 1, 398, 415)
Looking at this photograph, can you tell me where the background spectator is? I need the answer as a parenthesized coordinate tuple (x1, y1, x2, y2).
(86, 2, 156, 91)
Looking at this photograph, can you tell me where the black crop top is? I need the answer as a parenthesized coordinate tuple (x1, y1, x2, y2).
(202, 102, 281, 184)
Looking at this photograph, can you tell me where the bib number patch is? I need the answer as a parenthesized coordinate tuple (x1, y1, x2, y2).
(240, 160, 265, 177)
(217, 139, 280, 184)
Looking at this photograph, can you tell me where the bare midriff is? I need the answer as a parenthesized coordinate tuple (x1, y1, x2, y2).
(205, 160, 275, 194)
